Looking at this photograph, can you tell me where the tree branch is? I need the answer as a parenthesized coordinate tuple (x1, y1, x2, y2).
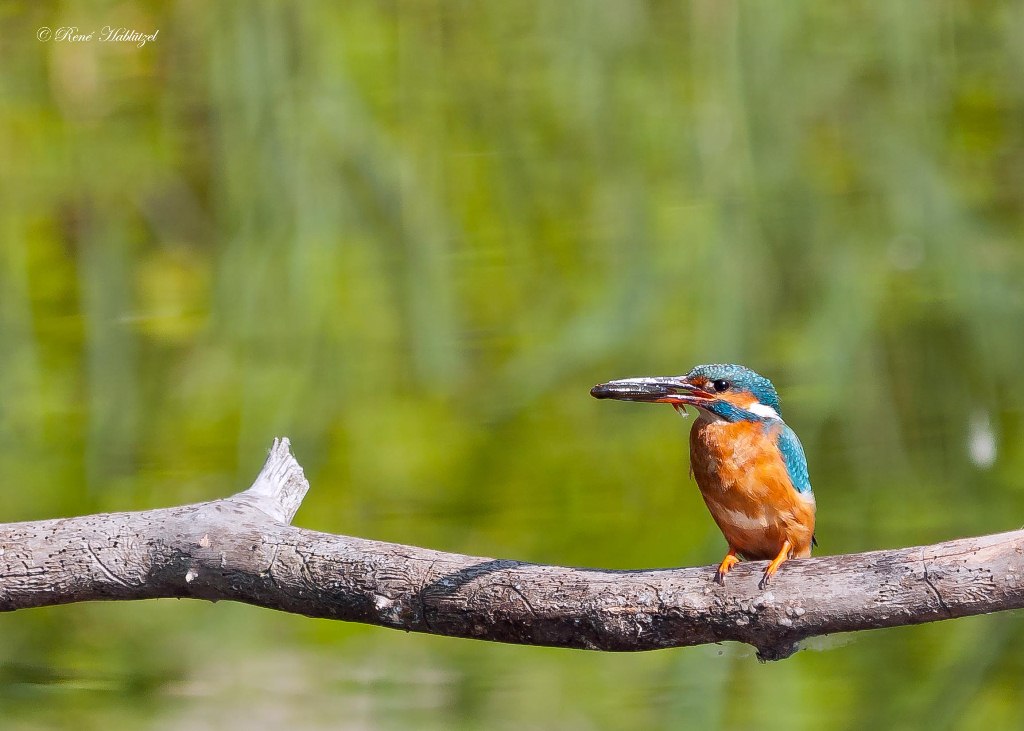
(1, 438, 1021, 660)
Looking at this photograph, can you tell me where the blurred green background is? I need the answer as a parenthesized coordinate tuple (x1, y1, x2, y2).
(3, 1, 1024, 729)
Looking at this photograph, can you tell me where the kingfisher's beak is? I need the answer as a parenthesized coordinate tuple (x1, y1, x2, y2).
(590, 376, 713, 407)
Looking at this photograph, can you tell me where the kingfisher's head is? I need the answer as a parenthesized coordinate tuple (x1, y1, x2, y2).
(590, 363, 782, 422)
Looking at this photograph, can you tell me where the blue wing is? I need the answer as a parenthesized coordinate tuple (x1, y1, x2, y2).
(775, 424, 812, 495)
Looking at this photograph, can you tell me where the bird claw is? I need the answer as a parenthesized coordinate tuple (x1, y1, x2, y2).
(758, 539, 792, 590)
(713, 551, 739, 586)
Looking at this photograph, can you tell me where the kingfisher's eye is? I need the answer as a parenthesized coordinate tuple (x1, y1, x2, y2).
(711, 380, 730, 393)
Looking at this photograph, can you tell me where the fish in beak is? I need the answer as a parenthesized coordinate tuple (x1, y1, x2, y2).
(590, 376, 715, 410)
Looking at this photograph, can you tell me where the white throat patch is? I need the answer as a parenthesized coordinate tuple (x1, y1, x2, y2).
(747, 402, 781, 420)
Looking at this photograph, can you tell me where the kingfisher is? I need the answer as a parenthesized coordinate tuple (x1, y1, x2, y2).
(591, 364, 815, 588)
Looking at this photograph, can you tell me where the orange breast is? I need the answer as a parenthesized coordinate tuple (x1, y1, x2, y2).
(689, 418, 815, 560)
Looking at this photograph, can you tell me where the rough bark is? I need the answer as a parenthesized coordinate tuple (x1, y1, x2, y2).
(1, 438, 1021, 660)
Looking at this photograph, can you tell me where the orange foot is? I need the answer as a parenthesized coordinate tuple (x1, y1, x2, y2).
(714, 548, 740, 585)
(759, 539, 793, 590)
